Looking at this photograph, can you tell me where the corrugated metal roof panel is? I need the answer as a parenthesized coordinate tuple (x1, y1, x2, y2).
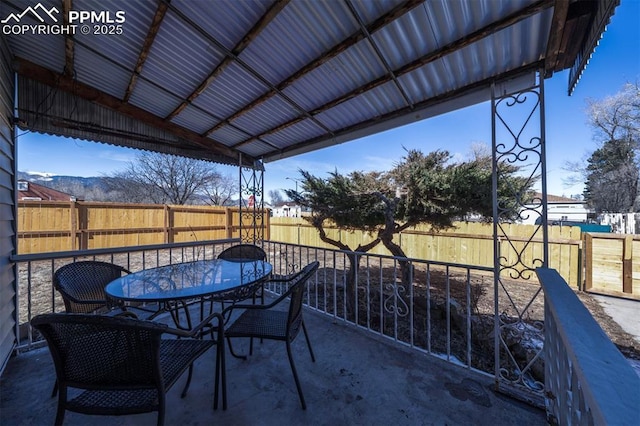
(73, 0, 154, 72)
(314, 80, 408, 132)
(127, 78, 182, 118)
(74, 45, 130, 100)
(5, 0, 616, 165)
(170, 104, 219, 135)
(3, 0, 65, 73)
(282, 40, 387, 112)
(235, 140, 274, 158)
(138, 9, 224, 99)
(239, 0, 357, 85)
(16, 76, 234, 165)
(398, 60, 445, 102)
(349, 0, 407, 25)
(262, 118, 326, 149)
(232, 95, 299, 136)
(171, 0, 270, 51)
(5, 32, 65, 74)
(192, 61, 269, 120)
(208, 125, 251, 147)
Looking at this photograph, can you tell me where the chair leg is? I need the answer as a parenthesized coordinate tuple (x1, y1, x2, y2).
(180, 364, 194, 398)
(157, 394, 166, 426)
(54, 387, 66, 426)
(226, 336, 248, 360)
(301, 321, 316, 362)
(215, 334, 227, 410)
(286, 341, 307, 410)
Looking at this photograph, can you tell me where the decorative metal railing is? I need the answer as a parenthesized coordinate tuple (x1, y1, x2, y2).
(15, 239, 506, 383)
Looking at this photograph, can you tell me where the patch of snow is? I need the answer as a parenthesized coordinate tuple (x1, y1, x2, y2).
(24, 171, 55, 181)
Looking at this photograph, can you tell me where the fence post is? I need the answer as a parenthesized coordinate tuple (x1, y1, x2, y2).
(583, 233, 593, 291)
(77, 202, 89, 250)
(225, 207, 233, 239)
(623, 235, 633, 294)
(70, 201, 77, 251)
(164, 205, 173, 244)
(264, 210, 271, 241)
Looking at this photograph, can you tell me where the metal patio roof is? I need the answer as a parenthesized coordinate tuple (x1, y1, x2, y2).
(2, 0, 619, 167)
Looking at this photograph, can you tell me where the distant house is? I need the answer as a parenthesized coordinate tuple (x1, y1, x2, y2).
(271, 202, 302, 218)
(520, 193, 592, 225)
(17, 180, 76, 202)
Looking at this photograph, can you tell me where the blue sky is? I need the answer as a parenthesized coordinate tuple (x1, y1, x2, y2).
(18, 1, 640, 200)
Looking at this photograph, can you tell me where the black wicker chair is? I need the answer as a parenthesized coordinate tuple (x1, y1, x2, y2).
(223, 261, 319, 409)
(53, 260, 157, 318)
(213, 243, 269, 308)
(217, 244, 267, 263)
(31, 312, 226, 426)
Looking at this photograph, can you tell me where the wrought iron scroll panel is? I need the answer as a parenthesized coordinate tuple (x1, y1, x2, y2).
(238, 159, 265, 244)
(491, 72, 548, 399)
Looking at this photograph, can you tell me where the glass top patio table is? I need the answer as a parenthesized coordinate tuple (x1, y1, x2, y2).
(105, 259, 272, 304)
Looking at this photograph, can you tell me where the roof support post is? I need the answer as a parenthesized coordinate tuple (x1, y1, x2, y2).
(491, 70, 548, 404)
(238, 155, 265, 244)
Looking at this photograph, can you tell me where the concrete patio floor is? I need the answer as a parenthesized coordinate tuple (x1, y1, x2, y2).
(1, 307, 546, 426)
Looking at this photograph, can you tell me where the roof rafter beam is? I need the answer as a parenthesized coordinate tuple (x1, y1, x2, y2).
(203, 0, 424, 137)
(62, 0, 74, 77)
(238, 0, 554, 147)
(123, 0, 168, 102)
(13, 57, 254, 165)
(344, 0, 414, 109)
(543, 0, 570, 77)
(166, 0, 290, 120)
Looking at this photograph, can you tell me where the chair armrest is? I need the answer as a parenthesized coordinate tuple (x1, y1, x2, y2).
(263, 271, 301, 285)
(162, 311, 224, 339)
(221, 279, 301, 316)
(64, 296, 107, 305)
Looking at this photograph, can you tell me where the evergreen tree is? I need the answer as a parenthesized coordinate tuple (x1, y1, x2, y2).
(286, 149, 533, 311)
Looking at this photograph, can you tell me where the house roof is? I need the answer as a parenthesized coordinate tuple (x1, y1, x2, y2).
(2, 0, 619, 167)
(533, 192, 584, 203)
(17, 180, 75, 201)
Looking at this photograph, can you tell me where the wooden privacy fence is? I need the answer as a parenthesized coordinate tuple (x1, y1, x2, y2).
(17, 201, 269, 253)
(270, 218, 583, 288)
(19, 204, 637, 298)
(583, 233, 640, 299)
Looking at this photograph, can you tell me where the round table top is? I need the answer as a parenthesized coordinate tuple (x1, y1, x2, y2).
(105, 258, 272, 303)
